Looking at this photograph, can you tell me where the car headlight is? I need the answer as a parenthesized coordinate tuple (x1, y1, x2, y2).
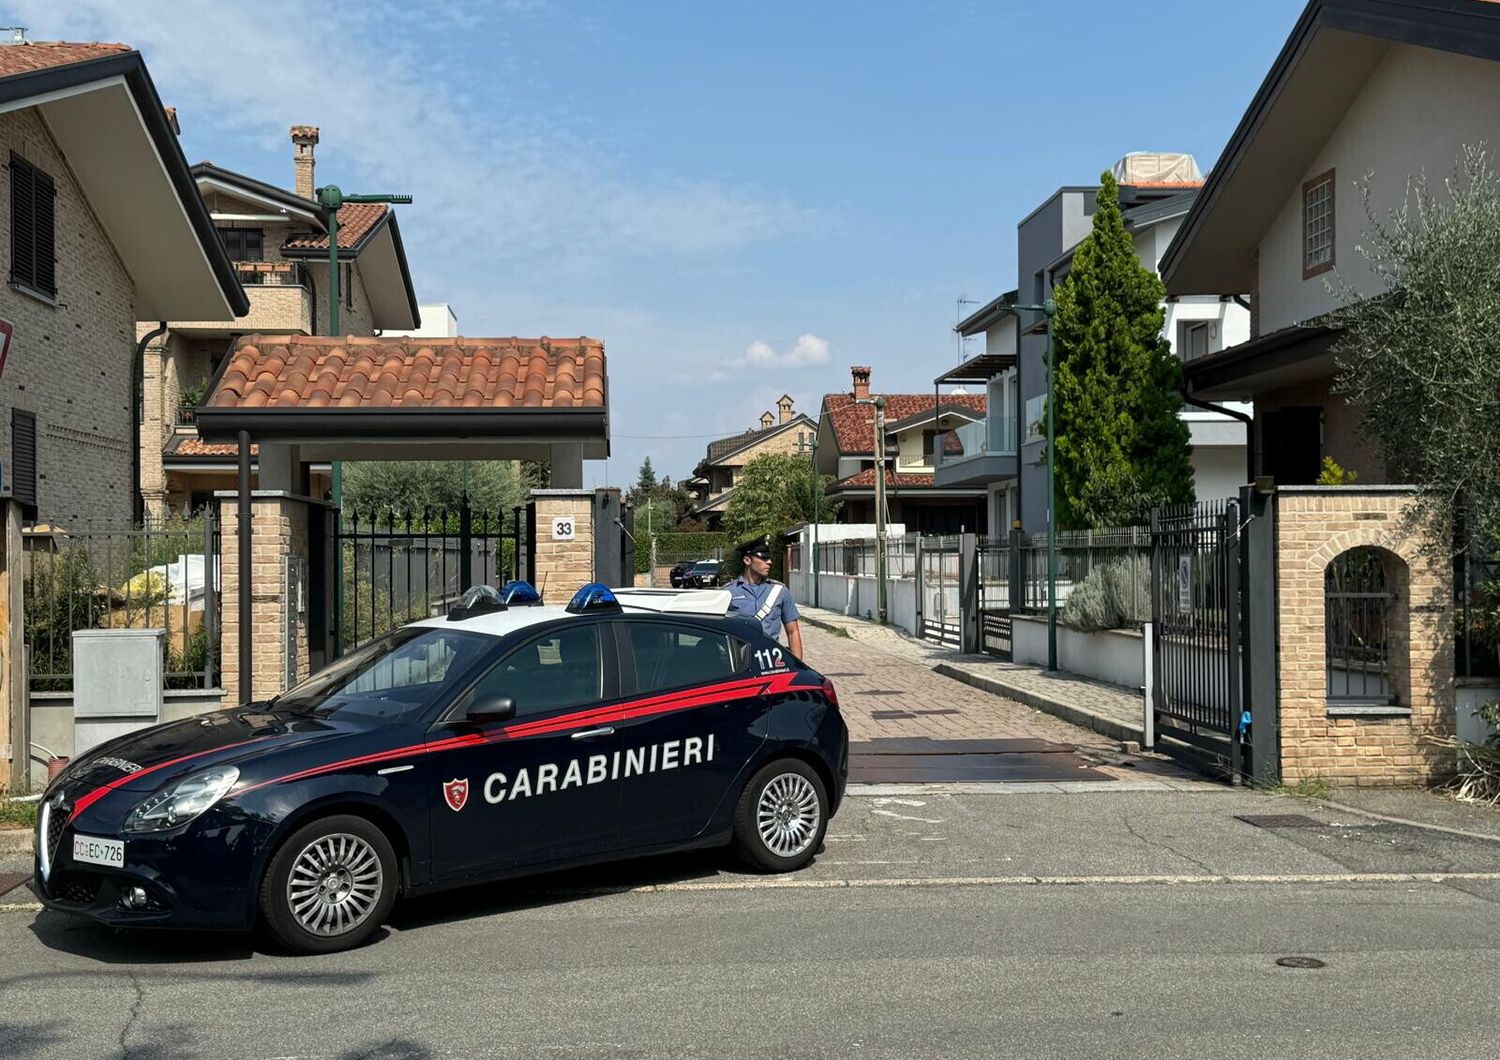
(123, 766, 240, 833)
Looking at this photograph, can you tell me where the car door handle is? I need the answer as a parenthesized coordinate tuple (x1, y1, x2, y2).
(571, 726, 615, 740)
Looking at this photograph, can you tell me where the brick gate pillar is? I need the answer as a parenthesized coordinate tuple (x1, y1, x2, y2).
(219, 491, 316, 704)
(1274, 486, 1455, 786)
(530, 489, 598, 603)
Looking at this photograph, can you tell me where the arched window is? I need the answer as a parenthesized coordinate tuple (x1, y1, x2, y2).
(1325, 547, 1396, 704)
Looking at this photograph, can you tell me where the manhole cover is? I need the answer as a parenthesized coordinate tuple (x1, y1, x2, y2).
(870, 710, 915, 720)
(1275, 956, 1327, 969)
(1235, 814, 1324, 829)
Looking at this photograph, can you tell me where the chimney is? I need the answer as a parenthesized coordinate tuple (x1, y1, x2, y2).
(851, 366, 871, 401)
(164, 106, 180, 136)
(777, 394, 794, 424)
(291, 125, 320, 200)
(759, 411, 774, 429)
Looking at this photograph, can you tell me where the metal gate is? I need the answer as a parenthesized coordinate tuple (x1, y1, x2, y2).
(1150, 499, 1244, 777)
(916, 535, 962, 646)
(976, 535, 1013, 658)
(335, 504, 527, 652)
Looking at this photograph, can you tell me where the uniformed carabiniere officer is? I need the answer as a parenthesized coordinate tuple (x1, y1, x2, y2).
(725, 535, 804, 659)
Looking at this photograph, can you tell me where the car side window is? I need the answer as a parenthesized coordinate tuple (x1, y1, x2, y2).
(468, 625, 602, 717)
(628, 623, 739, 694)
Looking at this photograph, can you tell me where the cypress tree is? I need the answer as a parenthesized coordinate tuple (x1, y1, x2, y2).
(1050, 172, 1194, 529)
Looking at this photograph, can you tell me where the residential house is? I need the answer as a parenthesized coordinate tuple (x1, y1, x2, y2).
(382, 302, 459, 339)
(688, 394, 816, 528)
(0, 40, 247, 529)
(141, 125, 419, 516)
(1160, 0, 1500, 485)
(816, 367, 989, 534)
(937, 154, 1251, 533)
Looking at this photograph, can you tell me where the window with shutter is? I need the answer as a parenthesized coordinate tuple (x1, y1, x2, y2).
(11, 408, 37, 511)
(9, 153, 57, 297)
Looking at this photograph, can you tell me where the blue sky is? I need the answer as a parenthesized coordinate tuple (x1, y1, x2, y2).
(20, 0, 1307, 487)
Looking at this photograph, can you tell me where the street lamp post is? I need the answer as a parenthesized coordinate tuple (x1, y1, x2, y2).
(1008, 299, 1059, 670)
(316, 185, 412, 656)
(794, 431, 821, 608)
(854, 396, 888, 625)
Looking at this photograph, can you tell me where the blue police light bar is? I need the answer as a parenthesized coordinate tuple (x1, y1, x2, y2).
(566, 582, 622, 615)
(500, 580, 542, 606)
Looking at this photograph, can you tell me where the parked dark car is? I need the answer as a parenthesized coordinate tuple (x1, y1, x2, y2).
(668, 560, 699, 588)
(32, 583, 847, 954)
(688, 560, 725, 588)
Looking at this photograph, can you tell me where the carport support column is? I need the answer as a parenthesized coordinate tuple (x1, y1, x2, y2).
(238, 431, 253, 706)
(549, 443, 584, 490)
(530, 489, 596, 602)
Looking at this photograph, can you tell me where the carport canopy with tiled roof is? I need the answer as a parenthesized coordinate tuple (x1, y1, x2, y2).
(195, 334, 608, 464)
(196, 333, 611, 706)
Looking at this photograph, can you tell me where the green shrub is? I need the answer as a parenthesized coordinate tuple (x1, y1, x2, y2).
(1060, 556, 1150, 632)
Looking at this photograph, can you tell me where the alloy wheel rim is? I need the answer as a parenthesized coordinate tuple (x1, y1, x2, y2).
(756, 773, 820, 858)
(287, 833, 383, 937)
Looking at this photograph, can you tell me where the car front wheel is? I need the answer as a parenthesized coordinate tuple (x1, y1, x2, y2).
(260, 814, 397, 954)
(731, 759, 828, 873)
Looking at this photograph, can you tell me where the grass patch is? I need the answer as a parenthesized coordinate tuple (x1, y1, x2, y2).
(1265, 775, 1332, 800)
(0, 795, 38, 830)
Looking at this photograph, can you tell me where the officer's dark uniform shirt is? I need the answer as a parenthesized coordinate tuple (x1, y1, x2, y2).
(726, 576, 800, 641)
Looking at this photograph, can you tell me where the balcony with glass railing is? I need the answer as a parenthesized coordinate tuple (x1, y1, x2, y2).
(933, 414, 1019, 486)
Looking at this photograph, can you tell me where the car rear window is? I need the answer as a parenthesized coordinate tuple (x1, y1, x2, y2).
(629, 623, 738, 694)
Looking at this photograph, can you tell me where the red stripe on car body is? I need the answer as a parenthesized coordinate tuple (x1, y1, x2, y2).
(245, 670, 809, 793)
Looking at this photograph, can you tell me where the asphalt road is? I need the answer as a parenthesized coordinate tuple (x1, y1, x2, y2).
(4, 789, 1500, 1059)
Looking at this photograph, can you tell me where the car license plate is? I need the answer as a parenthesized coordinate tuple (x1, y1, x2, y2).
(73, 834, 125, 868)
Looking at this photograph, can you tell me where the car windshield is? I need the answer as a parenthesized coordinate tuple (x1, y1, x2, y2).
(271, 627, 494, 723)
(692, 562, 720, 572)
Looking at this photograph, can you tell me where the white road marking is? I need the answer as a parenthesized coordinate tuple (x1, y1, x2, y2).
(870, 809, 944, 823)
(532, 870, 1500, 898)
(870, 797, 929, 807)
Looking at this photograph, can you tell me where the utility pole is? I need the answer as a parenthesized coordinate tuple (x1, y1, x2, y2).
(794, 431, 822, 608)
(855, 396, 888, 625)
(316, 184, 412, 656)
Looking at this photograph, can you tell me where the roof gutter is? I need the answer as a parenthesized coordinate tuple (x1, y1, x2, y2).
(1180, 386, 1256, 484)
(194, 406, 608, 444)
(133, 321, 168, 523)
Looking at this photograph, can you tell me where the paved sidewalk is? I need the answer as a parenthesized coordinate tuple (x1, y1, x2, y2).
(800, 606, 1146, 744)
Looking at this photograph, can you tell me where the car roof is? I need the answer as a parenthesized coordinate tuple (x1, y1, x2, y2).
(405, 589, 745, 640)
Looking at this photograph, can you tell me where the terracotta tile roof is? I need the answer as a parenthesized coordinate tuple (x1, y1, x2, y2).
(283, 203, 388, 252)
(165, 436, 256, 458)
(829, 468, 938, 490)
(208, 335, 606, 410)
(0, 42, 131, 77)
(822, 392, 987, 454)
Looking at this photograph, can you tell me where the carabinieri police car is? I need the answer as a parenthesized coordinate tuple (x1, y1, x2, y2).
(32, 582, 848, 953)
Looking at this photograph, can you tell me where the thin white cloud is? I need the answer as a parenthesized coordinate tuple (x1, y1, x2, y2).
(17, 0, 809, 272)
(743, 333, 829, 368)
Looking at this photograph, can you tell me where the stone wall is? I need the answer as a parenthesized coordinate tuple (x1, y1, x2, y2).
(0, 108, 138, 528)
(220, 494, 315, 704)
(1275, 487, 1455, 786)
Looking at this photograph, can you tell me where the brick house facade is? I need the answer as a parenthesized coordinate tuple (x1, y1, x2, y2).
(140, 128, 418, 517)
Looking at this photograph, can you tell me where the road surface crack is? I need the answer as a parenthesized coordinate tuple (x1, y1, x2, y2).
(117, 969, 144, 1060)
(1122, 814, 1216, 874)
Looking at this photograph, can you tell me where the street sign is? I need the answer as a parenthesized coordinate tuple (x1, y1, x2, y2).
(551, 516, 576, 541)
(1177, 555, 1192, 613)
(0, 318, 13, 381)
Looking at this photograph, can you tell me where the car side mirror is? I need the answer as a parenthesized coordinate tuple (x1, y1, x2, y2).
(465, 694, 516, 723)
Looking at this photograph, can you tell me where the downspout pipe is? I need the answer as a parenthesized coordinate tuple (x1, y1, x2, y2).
(1181, 386, 1256, 484)
(134, 322, 168, 525)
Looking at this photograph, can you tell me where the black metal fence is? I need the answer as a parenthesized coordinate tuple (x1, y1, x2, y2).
(1149, 499, 1243, 769)
(1013, 526, 1151, 624)
(337, 506, 525, 651)
(21, 512, 221, 692)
